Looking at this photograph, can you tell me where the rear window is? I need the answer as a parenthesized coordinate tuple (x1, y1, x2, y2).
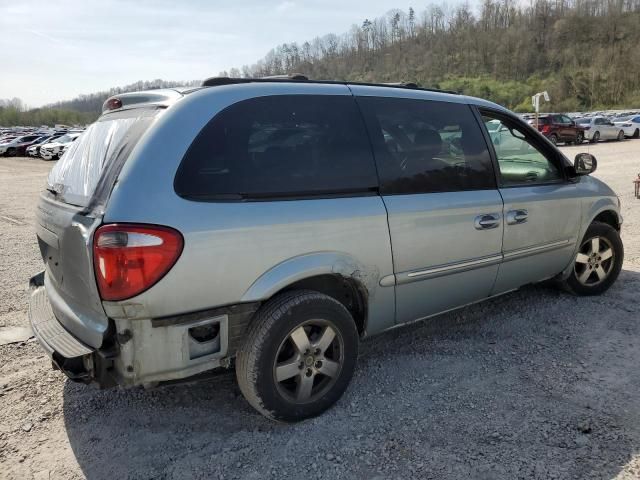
(576, 118, 591, 124)
(174, 95, 378, 200)
(47, 109, 159, 207)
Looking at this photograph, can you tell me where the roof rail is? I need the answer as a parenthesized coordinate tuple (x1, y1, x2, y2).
(261, 73, 308, 81)
(201, 73, 308, 87)
(382, 82, 419, 89)
(200, 75, 458, 95)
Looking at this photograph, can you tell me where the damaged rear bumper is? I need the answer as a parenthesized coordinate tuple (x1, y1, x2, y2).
(28, 272, 97, 383)
(29, 271, 257, 388)
(29, 272, 119, 387)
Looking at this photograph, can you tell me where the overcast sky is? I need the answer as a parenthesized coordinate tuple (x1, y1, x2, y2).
(1, 0, 413, 107)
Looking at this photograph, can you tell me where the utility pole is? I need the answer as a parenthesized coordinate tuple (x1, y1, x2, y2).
(532, 91, 550, 129)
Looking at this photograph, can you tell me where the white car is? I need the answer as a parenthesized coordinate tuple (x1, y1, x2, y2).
(40, 133, 81, 160)
(575, 117, 625, 143)
(613, 115, 640, 139)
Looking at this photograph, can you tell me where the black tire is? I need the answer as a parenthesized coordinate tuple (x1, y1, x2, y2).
(236, 290, 359, 422)
(617, 130, 625, 141)
(575, 132, 584, 144)
(6, 148, 16, 157)
(591, 131, 600, 143)
(633, 128, 639, 139)
(560, 221, 623, 296)
(548, 134, 558, 145)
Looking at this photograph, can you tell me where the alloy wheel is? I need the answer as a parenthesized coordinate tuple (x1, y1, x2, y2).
(574, 236, 615, 286)
(273, 320, 344, 403)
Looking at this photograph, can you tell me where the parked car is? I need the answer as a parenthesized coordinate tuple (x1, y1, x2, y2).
(528, 114, 585, 145)
(29, 79, 623, 422)
(613, 115, 640, 139)
(40, 133, 81, 160)
(576, 116, 625, 143)
(0, 134, 43, 156)
(26, 135, 64, 157)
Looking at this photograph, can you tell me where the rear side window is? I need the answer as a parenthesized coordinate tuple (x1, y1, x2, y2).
(175, 95, 378, 200)
(358, 97, 496, 194)
(48, 108, 158, 207)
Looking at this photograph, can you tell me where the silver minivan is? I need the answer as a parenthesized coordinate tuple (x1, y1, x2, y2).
(29, 78, 623, 421)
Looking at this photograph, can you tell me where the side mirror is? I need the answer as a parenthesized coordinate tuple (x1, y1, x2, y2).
(574, 153, 597, 175)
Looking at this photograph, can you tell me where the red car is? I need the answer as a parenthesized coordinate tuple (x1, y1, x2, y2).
(0, 134, 45, 156)
(528, 114, 585, 145)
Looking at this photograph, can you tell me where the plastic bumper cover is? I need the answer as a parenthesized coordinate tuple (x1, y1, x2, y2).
(28, 272, 95, 382)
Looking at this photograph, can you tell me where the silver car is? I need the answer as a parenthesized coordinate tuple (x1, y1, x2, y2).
(576, 116, 625, 142)
(29, 78, 624, 422)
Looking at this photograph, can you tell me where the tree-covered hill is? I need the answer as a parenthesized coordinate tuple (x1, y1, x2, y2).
(237, 0, 640, 112)
(2, 0, 639, 126)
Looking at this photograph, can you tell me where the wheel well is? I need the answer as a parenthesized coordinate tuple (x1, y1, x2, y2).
(593, 210, 620, 231)
(280, 274, 367, 336)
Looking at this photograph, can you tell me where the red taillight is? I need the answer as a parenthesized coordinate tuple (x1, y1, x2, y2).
(541, 125, 551, 133)
(93, 224, 183, 301)
(105, 98, 122, 110)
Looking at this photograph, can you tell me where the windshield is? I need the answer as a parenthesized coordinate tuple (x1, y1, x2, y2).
(48, 108, 160, 207)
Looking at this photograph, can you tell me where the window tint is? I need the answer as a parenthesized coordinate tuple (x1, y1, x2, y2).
(175, 95, 378, 200)
(358, 97, 496, 194)
(482, 114, 563, 186)
(562, 115, 573, 124)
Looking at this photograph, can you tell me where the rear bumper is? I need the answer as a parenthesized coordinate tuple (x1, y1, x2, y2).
(29, 272, 95, 383)
(29, 271, 250, 388)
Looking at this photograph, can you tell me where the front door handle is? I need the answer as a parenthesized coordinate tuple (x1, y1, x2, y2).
(474, 213, 501, 230)
(506, 209, 528, 225)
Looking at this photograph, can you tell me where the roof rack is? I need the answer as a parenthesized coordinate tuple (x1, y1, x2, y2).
(201, 73, 308, 87)
(200, 75, 458, 95)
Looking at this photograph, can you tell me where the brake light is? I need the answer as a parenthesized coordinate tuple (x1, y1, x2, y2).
(541, 125, 551, 133)
(106, 98, 122, 110)
(93, 224, 183, 301)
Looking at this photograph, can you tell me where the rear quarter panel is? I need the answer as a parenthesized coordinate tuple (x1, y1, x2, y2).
(103, 83, 396, 335)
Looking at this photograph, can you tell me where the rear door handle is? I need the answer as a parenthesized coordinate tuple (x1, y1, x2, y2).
(474, 213, 501, 230)
(506, 209, 528, 225)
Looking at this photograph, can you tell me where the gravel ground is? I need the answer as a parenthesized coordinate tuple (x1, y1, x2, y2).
(1, 141, 639, 480)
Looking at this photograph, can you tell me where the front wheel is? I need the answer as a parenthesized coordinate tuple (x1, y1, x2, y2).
(548, 134, 558, 145)
(560, 222, 623, 296)
(575, 132, 584, 144)
(236, 290, 358, 422)
(633, 128, 639, 139)
(617, 130, 625, 141)
(6, 148, 16, 157)
(591, 131, 600, 143)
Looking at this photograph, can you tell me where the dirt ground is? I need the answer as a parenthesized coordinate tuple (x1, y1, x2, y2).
(1, 140, 639, 480)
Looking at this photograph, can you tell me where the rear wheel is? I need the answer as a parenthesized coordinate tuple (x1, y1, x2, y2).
(591, 131, 600, 143)
(633, 128, 639, 139)
(575, 132, 584, 144)
(6, 148, 16, 157)
(236, 290, 358, 422)
(548, 134, 558, 145)
(560, 222, 623, 296)
(617, 130, 625, 141)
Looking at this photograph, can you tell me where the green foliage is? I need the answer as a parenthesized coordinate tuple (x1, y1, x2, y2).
(241, 0, 640, 112)
(0, 107, 97, 127)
